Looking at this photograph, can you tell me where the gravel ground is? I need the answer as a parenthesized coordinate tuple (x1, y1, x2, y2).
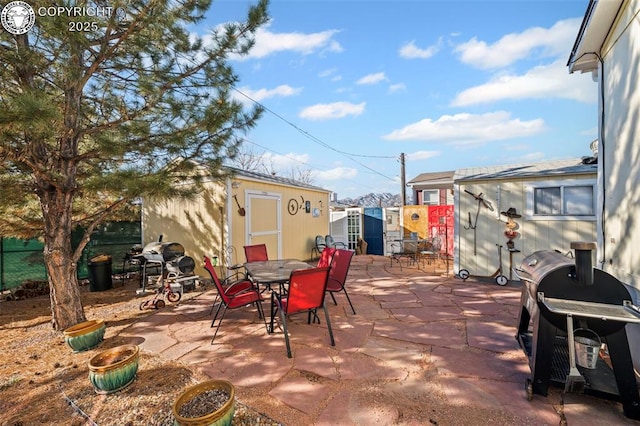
(0, 277, 281, 426)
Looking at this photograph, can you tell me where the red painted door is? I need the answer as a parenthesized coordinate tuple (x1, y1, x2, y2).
(428, 205, 454, 257)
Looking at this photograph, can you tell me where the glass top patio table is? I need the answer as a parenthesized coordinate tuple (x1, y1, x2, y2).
(244, 259, 311, 292)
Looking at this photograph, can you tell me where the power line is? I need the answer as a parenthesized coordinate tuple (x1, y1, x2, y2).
(239, 137, 384, 193)
(232, 87, 398, 183)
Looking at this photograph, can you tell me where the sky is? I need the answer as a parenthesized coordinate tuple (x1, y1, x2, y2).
(199, 0, 597, 199)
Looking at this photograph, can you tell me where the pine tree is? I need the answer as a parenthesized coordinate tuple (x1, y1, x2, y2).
(0, 0, 269, 330)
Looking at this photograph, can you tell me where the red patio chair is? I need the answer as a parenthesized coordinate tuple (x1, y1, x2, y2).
(326, 249, 356, 315)
(244, 243, 269, 263)
(204, 256, 266, 344)
(207, 252, 255, 315)
(269, 266, 334, 358)
(316, 247, 336, 268)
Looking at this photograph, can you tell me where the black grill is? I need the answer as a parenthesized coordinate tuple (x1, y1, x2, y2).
(515, 242, 640, 420)
(132, 241, 196, 292)
(137, 242, 186, 263)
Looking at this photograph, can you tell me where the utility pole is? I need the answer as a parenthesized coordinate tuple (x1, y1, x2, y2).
(400, 152, 406, 206)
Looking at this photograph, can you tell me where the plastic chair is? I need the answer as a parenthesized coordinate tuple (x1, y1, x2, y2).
(204, 256, 266, 344)
(207, 250, 255, 315)
(244, 244, 268, 263)
(325, 235, 347, 249)
(326, 249, 356, 314)
(311, 235, 327, 260)
(316, 247, 336, 268)
(269, 266, 334, 358)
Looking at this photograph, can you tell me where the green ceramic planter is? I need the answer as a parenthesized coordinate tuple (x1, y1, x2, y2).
(63, 319, 106, 353)
(172, 379, 235, 426)
(88, 344, 139, 394)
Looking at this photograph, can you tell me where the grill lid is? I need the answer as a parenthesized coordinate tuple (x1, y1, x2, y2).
(516, 250, 575, 284)
(166, 256, 195, 274)
(140, 242, 185, 262)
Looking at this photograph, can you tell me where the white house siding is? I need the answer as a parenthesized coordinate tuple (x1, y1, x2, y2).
(598, 0, 640, 288)
(583, 0, 640, 376)
(455, 164, 597, 278)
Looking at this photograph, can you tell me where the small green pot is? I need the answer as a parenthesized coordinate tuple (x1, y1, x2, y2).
(63, 319, 106, 353)
(88, 344, 139, 394)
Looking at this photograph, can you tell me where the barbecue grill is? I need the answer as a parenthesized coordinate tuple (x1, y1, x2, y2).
(133, 242, 197, 293)
(514, 242, 640, 420)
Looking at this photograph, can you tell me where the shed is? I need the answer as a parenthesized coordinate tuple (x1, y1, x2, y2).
(142, 167, 331, 276)
(454, 158, 597, 279)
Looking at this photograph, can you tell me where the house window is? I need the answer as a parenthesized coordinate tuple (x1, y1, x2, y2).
(526, 179, 596, 221)
(421, 189, 439, 205)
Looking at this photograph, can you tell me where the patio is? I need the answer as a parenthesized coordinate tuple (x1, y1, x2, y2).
(119, 255, 637, 425)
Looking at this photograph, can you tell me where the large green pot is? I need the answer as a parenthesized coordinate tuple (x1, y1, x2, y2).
(63, 319, 106, 353)
(88, 344, 139, 394)
(172, 379, 235, 426)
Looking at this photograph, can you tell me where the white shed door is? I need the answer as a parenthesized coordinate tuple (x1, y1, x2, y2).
(246, 192, 282, 259)
(330, 211, 348, 246)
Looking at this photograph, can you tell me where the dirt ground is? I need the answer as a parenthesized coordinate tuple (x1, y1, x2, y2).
(0, 277, 278, 426)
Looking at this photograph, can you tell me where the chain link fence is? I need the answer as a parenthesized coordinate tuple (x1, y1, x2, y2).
(0, 221, 141, 292)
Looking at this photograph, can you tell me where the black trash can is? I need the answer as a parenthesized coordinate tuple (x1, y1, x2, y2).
(88, 254, 113, 292)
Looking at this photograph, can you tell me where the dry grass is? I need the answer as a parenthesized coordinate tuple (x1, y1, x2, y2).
(0, 277, 276, 426)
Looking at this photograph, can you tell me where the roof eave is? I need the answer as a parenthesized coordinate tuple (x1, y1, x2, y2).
(567, 0, 624, 73)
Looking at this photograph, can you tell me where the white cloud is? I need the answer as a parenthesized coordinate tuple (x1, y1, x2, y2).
(318, 68, 337, 78)
(299, 101, 366, 120)
(399, 39, 441, 59)
(314, 166, 358, 181)
(451, 59, 596, 106)
(356, 72, 387, 85)
(407, 150, 440, 161)
(263, 152, 310, 169)
(235, 84, 302, 104)
(319, 68, 343, 82)
(383, 111, 545, 145)
(454, 18, 582, 69)
(388, 83, 406, 93)
(244, 24, 343, 59)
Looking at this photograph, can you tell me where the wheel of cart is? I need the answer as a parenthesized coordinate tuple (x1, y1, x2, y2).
(139, 298, 166, 310)
(495, 274, 508, 286)
(166, 289, 181, 302)
(138, 279, 181, 310)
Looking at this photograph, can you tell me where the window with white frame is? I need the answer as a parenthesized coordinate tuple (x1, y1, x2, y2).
(525, 179, 596, 220)
(421, 189, 439, 205)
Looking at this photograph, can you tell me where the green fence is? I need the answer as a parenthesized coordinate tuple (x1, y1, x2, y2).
(0, 221, 141, 291)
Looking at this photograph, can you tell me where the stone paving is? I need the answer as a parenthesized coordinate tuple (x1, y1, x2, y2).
(119, 255, 638, 425)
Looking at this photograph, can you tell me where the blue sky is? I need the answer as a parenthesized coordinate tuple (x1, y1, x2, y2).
(201, 0, 596, 199)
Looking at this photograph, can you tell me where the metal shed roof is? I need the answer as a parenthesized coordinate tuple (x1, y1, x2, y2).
(454, 158, 597, 183)
(407, 171, 455, 187)
(226, 166, 330, 193)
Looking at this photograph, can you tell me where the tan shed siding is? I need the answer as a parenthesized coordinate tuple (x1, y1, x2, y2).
(458, 174, 596, 277)
(143, 182, 226, 276)
(230, 177, 330, 262)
